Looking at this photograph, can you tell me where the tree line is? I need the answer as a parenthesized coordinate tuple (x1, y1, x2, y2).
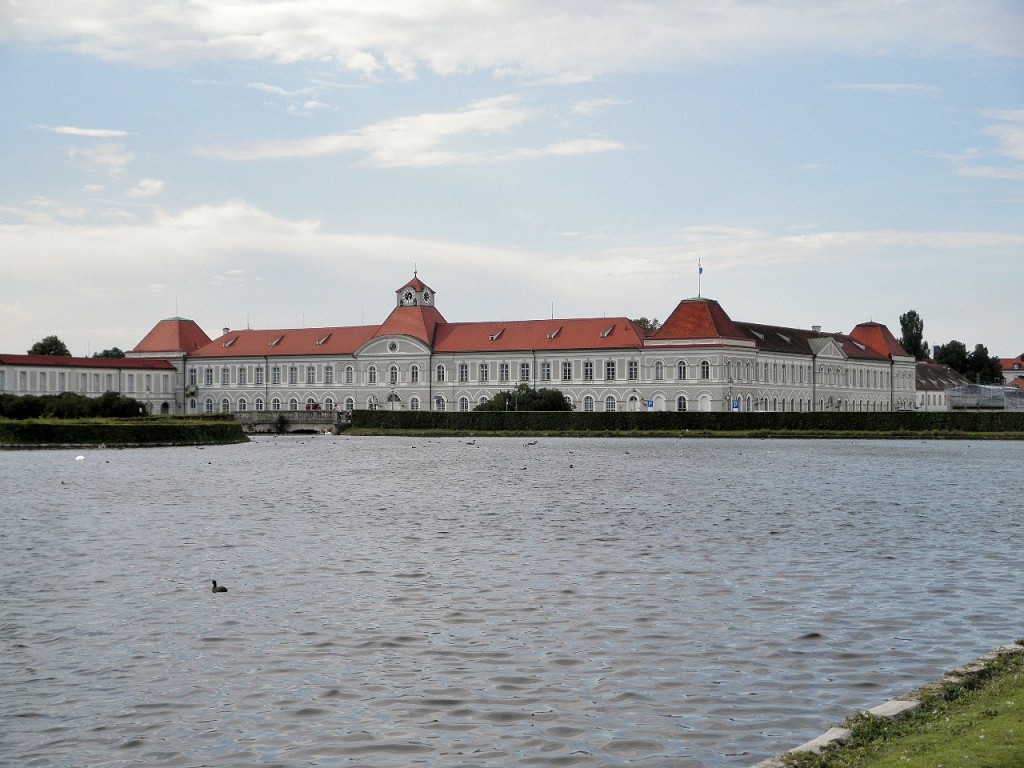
(898, 310, 1003, 384)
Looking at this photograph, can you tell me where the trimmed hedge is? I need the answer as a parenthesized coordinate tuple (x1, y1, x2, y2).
(0, 415, 248, 446)
(351, 409, 1024, 435)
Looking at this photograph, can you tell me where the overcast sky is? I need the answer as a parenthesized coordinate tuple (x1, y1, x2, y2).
(1, 1, 1021, 358)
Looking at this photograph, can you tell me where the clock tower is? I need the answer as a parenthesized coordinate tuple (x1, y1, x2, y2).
(396, 273, 434, 308)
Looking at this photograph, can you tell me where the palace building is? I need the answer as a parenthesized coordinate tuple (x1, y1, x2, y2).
(2, 274, 917, 415)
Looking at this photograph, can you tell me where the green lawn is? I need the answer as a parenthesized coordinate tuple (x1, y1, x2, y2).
(785, 644, 1024, 768)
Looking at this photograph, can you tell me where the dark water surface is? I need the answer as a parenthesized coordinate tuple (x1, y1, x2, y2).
(2, 437, 1021, 767)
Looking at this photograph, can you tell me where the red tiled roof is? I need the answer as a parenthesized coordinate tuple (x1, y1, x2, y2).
(400, 275, 427, 293)
(0, 354, 175, 370)
(652, 298, 748, 342)
(189, 326, 379, 358)
(132, 317, 212, 353)
(1009, 376, 1024, 390)
(372, 305, 447, 346)
(849, 322, 909, 358)
(434, 317, 646, 353)
(1000, 354, 1024, 372)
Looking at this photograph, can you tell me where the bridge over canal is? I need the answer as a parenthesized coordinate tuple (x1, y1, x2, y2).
(234, 410, 351, 434)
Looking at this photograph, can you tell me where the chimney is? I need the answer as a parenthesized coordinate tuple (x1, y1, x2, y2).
(812, 325, 821, 333)
(222, 327, 230, 336)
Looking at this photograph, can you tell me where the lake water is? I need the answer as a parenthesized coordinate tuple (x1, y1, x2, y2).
(2, 436, 1021, 767)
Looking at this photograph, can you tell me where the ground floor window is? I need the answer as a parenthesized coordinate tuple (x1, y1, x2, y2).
(676, 395, 687, 411)
(583, 395, 594, 412)
(604, 396, 616, 412)
(459, 396, 470, 412)
(434, 396, 446, 411)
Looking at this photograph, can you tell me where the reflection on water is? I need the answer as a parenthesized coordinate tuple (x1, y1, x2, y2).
(2, 437, 1021, 767)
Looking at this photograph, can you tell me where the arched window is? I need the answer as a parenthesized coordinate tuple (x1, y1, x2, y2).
(434, 395, 446, 411)
(676, 395, 687, 411)
(410, 365, 420, 383)
(368, 366, 377, 384)
(627, 395, 639, 411)
(583, 395, 595, 412)
(289, 397, 299, 411)
(271, 397, 281, 411)
(654, 361, 664, 381)
(344, 397, 355, 411)
(324, 397, 334, 411)
(478, 396, 489, 406)
(409, 397, 420, 411)
(677, 361, 687, 380)
(701, 360, 711, 379)
(220, 398, 230, 413)
(436, 364, 446, 383)
(772, 397, 778, 411)
(238, 398, 248, 411)
(459, 396, 470, 412)
(604, 395, 616, 412)
(388, 365, 398, 385)
(204, 397, 215, 413)
(345, 365, 354, 384)
(255, 397, 264, 411)
(745, 394, 752, 411)
(306, 397, 317, 409)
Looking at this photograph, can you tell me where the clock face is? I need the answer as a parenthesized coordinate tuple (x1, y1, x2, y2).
(402, 290, 415, 305)
(421, 290, 431, 304)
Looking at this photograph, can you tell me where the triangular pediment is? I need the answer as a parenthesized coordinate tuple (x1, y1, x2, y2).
(808, 336, 847, 359)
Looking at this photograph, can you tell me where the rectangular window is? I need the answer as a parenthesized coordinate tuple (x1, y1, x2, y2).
(584, 362, 594, 381)
(93, 373, 101, 392)
(105, 373, 113, 391)
(306, 366, 315, 384)
(221, 367, 230, 385)
(39, 371, 47, 392)
(499, 363, 510, 382)
(189, 368, 198, 386)
(479, 363, 488, 383)
(325, 366, 334, 385)
(144, 374, 152, 392)
(161, 374, 169, 393)
(0, 370, 5, 390)
(79, 372, 87, 392)
(628, 361, 638, 381)
(411, 366, 420, 383)
(20, 371, 28, 391)
(540, 362, 551, 381)
(205, 368, 214, 386)
(255, 367, 264, 385)
(459, 363, 469, 383)
(605, 361, 616, 380)
(272, 366, 281, 385)
(520, 362, 530, 382)
(345, 367, 353, 384)
(562, 361, 572, 381)
(289, 367, 298, 385)
(238, 367, 247, 386)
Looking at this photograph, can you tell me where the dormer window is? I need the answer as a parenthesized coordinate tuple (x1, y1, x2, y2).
(222, 336, 237, 348)
(547, 326, 561, 340)
(600, 326, 614, 338)
(316, 333, 331, 346)
(269, 335, 284, 347)
(489, 329, 504, 341)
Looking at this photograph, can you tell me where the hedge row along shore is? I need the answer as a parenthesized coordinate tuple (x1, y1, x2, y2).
(0, 416, 248, 447)
(349, 409, 1024, 437)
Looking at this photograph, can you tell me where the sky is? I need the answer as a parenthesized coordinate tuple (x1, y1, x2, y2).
(1, 1, 1022, 359)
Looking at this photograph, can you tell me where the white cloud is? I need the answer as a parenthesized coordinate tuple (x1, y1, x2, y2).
(4, 2, 1020, 79)
(571, 97, 630, 116)
(198, 95, 543, 166)
(67, 142, 135, 177)
(930, 109, 1024, 181)
(43, 125, 130, 137)
(127, 178, 164, 198)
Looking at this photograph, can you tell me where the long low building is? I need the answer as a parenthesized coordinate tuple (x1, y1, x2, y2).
(2, 274, 917, 415)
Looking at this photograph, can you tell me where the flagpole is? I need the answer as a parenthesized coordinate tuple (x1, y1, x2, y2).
(698, 259, 703, 297)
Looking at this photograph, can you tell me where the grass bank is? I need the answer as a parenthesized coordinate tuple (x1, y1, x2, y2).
(778, 643, 1024, 768)
(349, 410, 1024, 439)
(0, 415, 248, 447)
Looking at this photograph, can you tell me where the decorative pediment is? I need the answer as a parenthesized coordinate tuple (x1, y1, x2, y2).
(355, 336, 431, 357)
(808, 336, 847, 359)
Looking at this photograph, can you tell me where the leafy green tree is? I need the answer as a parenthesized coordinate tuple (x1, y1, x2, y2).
(632, 317, 661, 333)
(28, 335, 71, 356)
(966, 344, 1003, 384)
(935, 340, 969, 373)
(92, 347, 125, 358)
(898, 310, 929, 360)
(474, 383, 573, 411)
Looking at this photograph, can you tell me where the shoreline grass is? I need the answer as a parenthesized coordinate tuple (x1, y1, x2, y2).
(779, 643, 1024, 768)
